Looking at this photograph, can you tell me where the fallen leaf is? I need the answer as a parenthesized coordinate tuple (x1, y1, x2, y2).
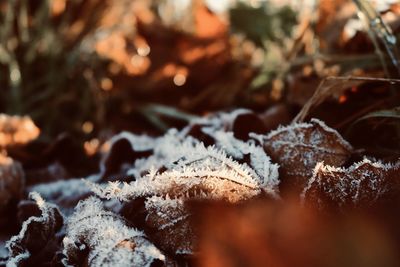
(62, 197, 166, 267)
(257, 118, 352, 194)
(302, 159, 400, 210)
(5, 192, 63, 266)
(90, 130, 279, 255)
(0, 154, 24, 224)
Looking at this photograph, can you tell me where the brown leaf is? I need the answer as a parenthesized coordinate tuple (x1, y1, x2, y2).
(144, 196, 194, 256)
(62, 197, 167, 267)
(259, 118, 352, 194)
(302, 159, 400, 210)
(0, 155, 24, 221)
(90, 130, 279, 256)
(5, 192, 63, 267)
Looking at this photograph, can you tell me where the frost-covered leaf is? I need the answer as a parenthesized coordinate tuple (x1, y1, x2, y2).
(5, 192, 63, 267)
(93, 139, 277, 202)
(62, 197, 166, 267)
(256, 118, 352, 193)
(90, 132, 279, 255)
(0, 154, 24, 224)
(301, 159, 400, 210)
(144, 196, 194, 255)
(0, 114, 40, 147)
(88, 109, 279, 256)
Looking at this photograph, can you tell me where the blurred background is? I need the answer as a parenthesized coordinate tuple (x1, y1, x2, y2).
(1, 0, 400, 146)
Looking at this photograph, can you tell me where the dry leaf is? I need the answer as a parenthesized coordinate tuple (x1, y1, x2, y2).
(62, 197, 166, 267)
(0, 155, 24, 220)
(144, 196, 194, 255)
(90, 130, 279, 255)
(5, 192, 63, 267)
(256, 118, 352, 194)
(302, 159, 400, 210)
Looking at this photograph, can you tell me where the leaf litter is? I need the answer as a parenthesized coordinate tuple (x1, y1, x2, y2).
(1, 108, 400, 266)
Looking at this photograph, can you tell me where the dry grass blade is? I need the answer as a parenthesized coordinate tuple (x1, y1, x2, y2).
(354, 0, 400, 76)
(293, 76, 400, 123)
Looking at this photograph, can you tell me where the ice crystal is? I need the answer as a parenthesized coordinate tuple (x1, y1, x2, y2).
(211, 131, 279, 193)
(62, 197, 166, 267)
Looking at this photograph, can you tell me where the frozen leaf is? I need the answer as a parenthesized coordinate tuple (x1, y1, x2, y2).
(0, 154, 25, 222)
(89, 112, 278, 256)
(5, 192, 63, 267)
(302, 159, 400, 210)
(93, 138, 277, 202)
(62, 197, 166, 267)
(0, 114, 40, 147)
(256, 118, 352, 193)
(90, 132, 279, 255)
(144, 196, 194, 255)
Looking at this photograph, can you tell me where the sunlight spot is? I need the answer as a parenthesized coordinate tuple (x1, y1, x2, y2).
(82, 121, 94, 134)
(173, 73, 186, 86)
(100, 78, 113, 91)
(137, 45, 151, 57)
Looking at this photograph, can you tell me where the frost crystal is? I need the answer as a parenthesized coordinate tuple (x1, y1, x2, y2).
(211, 131, 279, 194)
(62, 197, 165, 267)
